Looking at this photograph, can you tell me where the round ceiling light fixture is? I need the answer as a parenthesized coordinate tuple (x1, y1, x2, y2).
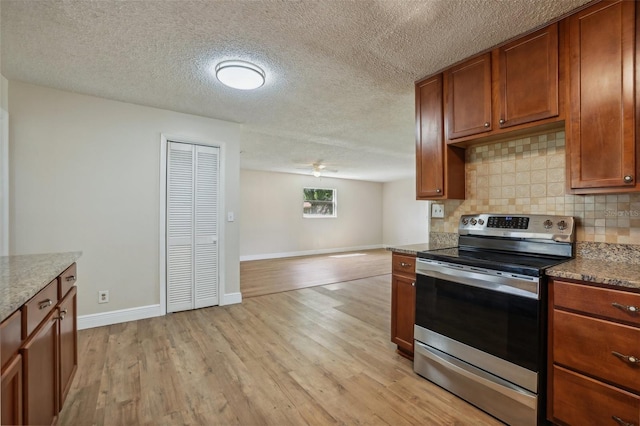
(215, 60, 265, 90)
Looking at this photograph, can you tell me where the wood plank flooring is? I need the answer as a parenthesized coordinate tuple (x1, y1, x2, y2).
(58, 273, 502, 425)
(240, 249, 392, 298)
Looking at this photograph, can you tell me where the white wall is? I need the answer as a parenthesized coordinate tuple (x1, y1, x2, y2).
(382, 177, 429, 246)
(9, 81, 241, 317)
(240, 169, 383, 259)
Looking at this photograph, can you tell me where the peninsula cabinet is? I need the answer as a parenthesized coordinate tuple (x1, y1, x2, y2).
(443, 23, 561, 144)
(391, 252, 417, 359)
(415, 74, 465, 200)
(548, 278, 640, 425)
(566, 0, 639, 194)
(0, 262, 78, 426)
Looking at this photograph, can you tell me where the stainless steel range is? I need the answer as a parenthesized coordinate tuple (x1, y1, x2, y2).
(414, 214, 575, 426)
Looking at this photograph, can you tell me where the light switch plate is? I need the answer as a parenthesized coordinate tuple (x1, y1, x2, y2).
(227, 211, 235, 222)
(431, 203, 445, 218)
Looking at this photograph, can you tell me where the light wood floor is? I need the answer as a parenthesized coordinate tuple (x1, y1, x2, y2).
(58, 275, 502, 425)
(240, 249, 392, 298)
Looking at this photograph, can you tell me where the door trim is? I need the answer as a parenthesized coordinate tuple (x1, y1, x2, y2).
(159, 134, 227, 315)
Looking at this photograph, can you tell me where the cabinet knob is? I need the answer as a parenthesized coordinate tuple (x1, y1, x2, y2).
(483, 122, 490, 128)
(612, 302, 639, 313)
(612, 415, 635, 426)
(411, 282, 416, 287)
(624, 175, 633, 183)
(435, 188, 441, 193)
(39, 299, 53, 310)
(499, 119, 505, 125)
(612, 351, 640, 364)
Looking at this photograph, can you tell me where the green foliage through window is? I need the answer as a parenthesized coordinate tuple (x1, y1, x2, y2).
(303, 188, 336, 217)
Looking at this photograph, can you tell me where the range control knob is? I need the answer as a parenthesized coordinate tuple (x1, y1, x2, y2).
(557, 220, 567, 231)
(462, 218, 469, 225)
(470, 218, 477, 226)
(478, 219, 484, 225)
(543, 220, 553, 229)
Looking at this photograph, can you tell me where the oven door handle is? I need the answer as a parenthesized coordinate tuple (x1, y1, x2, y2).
(414, 341, 537, 409)
(415, 258, 539, 299)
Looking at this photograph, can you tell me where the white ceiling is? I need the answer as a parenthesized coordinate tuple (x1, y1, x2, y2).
(1, 0, 591, 182)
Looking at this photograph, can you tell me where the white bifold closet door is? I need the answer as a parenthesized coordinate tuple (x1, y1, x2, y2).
(167, 142, 219, 313)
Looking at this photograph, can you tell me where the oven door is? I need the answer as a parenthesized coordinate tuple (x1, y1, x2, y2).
(414, 258, 543, 393)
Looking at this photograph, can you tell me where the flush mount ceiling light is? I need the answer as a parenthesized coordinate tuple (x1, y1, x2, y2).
(215, 60, 265, 90)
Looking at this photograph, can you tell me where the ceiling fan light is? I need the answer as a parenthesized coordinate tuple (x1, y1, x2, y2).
(312, 170, 322, 178)
(215, 60, 265, 90)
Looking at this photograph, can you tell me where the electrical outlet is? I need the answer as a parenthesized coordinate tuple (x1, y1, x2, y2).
(431, 203, 445, 218)
(98, 290, 109, 304)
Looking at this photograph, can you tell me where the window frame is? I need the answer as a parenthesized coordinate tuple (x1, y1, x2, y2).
(302, 187, 337, 218)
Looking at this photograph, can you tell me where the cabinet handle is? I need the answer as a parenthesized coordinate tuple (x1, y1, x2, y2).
(65, 275, 76, 282)
(400, 262, 412, 268)
(56, 309, 68, 321)
(624, 175, 633, 183)
(612, 351, 640, 364)
(38, 299, 53, 310)
(499, 119, 505, 125)
(612, 415, 635, 426)
(483, 122, 490, 128)
(612, 302, 639, 313)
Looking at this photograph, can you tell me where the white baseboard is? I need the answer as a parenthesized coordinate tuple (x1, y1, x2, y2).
(239, 244, 384, 261)
(78, 304, 163, 330)
(78, 292, 244, 330)
(221, 292, 242, 305)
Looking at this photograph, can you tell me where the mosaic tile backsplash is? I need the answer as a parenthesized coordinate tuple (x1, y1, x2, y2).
(430, 130, 640, 245)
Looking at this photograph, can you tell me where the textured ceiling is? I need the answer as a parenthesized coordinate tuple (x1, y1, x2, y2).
(1, 0, 591, 182)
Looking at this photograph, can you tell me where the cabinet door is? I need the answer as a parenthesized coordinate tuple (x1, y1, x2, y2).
(391, 275, 416, 356)
(567, 0, 637, 192)
(415, 75, 465, 200)
(58, 286, 77, 411)
(445, 53, 492, 139)
(416, 75, 445, 198)
(1, 354, 23, 426)
(552, 365, 640, 426)
(22, 312, 58, 426)
(498, 23, 559, 128)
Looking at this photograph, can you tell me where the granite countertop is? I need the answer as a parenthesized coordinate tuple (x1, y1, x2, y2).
(547, 258, 640, 291)
(386, 242, 455, 256)
(0, 252, 82, 323)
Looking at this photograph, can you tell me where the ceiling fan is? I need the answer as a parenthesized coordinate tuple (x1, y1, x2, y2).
(296, 161, 338, 177)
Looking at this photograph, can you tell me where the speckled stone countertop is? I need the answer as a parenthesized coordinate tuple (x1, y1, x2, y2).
(547, 258, 640, 290)
(0, 252, 82, 323)
(386, 242, 456, 256)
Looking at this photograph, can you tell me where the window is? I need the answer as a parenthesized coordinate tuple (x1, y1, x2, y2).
(303, 188, 336, 218)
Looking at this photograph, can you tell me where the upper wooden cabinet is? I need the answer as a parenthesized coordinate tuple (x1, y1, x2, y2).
(566, 0, 638, 194)
(498, 23, 559, 128)
(441, 23, 562, 144)
(444, 53, 493, 139)
(415, 74, 465, 200)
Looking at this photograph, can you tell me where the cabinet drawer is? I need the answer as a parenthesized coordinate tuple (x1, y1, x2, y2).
(392, 254, 416, 278)
(22, 279, 58, 338)
(553, 309, 640, 393)
(552, 365, 640, 426)
(554, 279, 640, 326)
(0, 310, 22, 371)
(59, 262, 78, 298)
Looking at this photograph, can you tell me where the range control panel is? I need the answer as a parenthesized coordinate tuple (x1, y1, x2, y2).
(459, 214, 575, 242)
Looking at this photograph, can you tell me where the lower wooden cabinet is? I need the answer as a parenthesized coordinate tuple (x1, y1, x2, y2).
(548, 278, 640, 425)
(0, 262, 78, 426)
(391, 252, 416, 358)
(1, 354, 23, 426)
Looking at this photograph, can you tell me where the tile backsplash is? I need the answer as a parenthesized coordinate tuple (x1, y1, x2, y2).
(430, 130, 640, 245)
